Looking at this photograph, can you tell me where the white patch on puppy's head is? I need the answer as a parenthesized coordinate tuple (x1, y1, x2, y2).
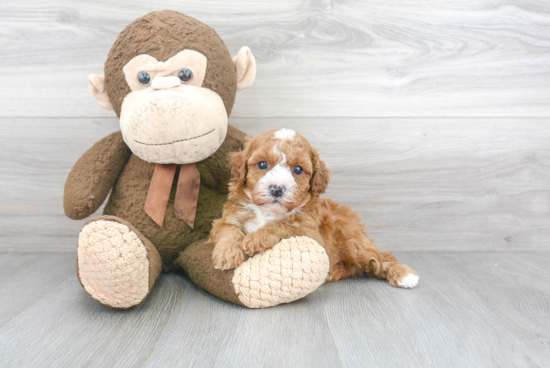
(274, 128, 296, 141)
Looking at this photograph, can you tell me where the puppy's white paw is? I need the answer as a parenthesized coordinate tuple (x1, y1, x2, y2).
(397, 273, 419, 289)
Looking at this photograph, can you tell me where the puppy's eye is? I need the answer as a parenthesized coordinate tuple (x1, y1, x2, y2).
(178, 69, 193, 82)
(293, 166, 303, 175)
(257, 161, 268, 170)
(138, 72, 151, 85)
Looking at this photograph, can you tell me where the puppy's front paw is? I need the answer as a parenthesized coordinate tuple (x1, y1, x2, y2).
(212, 241, 247, 271)
(241, 231, 281, 256)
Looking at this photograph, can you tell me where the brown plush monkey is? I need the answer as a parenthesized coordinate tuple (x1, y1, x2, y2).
(64, 10, 330, 309)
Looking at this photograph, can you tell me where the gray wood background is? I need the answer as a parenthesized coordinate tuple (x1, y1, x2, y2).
(1, 0, 549, 252)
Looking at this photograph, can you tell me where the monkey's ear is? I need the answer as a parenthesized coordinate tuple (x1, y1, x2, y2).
(233, 46, 256, 91)
(88, 74, 114, 111)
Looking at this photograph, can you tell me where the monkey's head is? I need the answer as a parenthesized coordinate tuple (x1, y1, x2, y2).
(88, 11, 256, 164)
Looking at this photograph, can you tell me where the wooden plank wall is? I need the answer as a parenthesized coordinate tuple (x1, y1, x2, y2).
(0, 0, 549, 251)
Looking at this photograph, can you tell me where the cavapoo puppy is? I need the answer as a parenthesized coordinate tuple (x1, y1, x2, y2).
(211, 128, 419, 288)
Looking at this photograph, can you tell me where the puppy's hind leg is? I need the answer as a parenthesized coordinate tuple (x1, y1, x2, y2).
(355, 241, 419, 289)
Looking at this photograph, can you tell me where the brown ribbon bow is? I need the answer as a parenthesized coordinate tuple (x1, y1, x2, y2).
(144, 163, 200, 229)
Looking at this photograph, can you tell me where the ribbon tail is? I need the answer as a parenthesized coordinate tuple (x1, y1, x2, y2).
(144, 164, 178, 227)
(174, 163, 200, 229)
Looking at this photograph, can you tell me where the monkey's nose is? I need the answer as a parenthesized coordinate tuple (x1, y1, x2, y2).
(269, 185, 285, 198)
(151, 76, 181, 90)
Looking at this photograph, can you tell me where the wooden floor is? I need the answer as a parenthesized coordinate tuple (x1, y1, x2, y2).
(0, 251, 548, 367)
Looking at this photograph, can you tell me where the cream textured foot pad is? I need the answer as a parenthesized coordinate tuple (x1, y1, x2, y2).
(77, 220, 150, 308)
(232, 236, 330, 308)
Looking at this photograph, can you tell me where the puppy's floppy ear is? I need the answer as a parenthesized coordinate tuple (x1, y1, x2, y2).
(229, 138, 253, 186)
(310, 149, 330, 195)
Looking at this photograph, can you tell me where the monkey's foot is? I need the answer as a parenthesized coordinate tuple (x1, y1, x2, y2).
(232, 236, 330, 308)
(76, 216, 162, 309)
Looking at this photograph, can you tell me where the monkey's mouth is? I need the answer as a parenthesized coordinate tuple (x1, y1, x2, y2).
(133, 129, 215, 146)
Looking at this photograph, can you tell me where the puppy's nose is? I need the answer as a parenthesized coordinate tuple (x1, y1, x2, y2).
(269, 185, 285, 198)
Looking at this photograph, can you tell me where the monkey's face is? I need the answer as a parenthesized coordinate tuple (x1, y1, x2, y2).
(119, 50, 227, 164)
(88, 11, 257, 165)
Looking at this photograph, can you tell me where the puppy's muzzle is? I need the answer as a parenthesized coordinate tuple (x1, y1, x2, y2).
(269, 185, 285, 198)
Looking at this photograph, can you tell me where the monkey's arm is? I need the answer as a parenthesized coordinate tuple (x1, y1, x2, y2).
(197, 124, 248, 194)
(64, 131, 131, 219)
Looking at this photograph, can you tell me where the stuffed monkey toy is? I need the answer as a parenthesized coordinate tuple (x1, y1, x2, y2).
(64, 10, 330, 309)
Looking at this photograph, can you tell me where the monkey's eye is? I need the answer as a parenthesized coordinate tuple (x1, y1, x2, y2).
(293, 166, 303, 175)
(137, 72, 151, 85)
(178, 69, 193, 82)
(257, 161, 268, 170)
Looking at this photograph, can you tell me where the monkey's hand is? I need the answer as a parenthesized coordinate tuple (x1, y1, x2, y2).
(64, 131, 131, 220)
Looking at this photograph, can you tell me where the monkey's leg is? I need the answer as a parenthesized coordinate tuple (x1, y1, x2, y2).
(76, 215, 162, 309)
(175, 236, 330, 308)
